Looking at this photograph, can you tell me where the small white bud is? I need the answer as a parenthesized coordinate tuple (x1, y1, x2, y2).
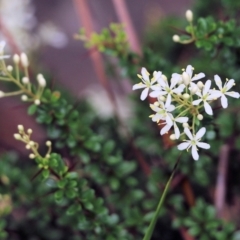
(173, 35, 180, 42)
(13, 54, 20, 64)
(185, 10, 193, 22)
(183, 123, 189, 128)
(29, 141, 35, 147)
(162, 75, 167, 81)
(182, 72, 190, 86)
(21, 95, 28, 101)
(190, 86, 198, 94)
(18, 125, 24, 132)
(14, 133, 21, 140)
(197, 81, 204, 89)
(34, 99, 41, 105)
(183, 93, 190, 99)
(159, 96, 166, 101)
(22, 77, 29, 84)
(154, 101, 159, 106)
(20, 53, 29, 67)
(197, 114, 203, 120)
(37, 74, 46, 87)
(7, 65, 13, 72)
(170, 134, 176, 140)
(0, 91, 5, 98)
(46, 141, 52, 147)
(29, 153, 35, 159)
(46, 154, 50, 159)
(26, 144, 31, 149)
(27, 129, 32, 134)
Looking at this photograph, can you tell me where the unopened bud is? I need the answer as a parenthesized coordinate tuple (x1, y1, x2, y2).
(197, 114, 203, 120)
(20, 53, 29, 67)
(183, 93, 190, 99)
(182, 72, 190, 85)
(183, 123, 189, 128)
(170, 134, 176, 140)
(197, 81, 204, 89)
(13, 54, 20, 64)
(18, 125, 24, 132)
(190, 86, 198, 94)
(34, 99, 41, 105)
(27, 129, 32, 134)
(46, 141, 52, 147)
(26, 144, 31, 149)
(162, 75, 167, 81)
(154, 101, 159, 106)
(7, 65, 13, 72)
(173, 35, 180, 42)
(0, 91, 5, 98)
(159, 96, 166, 101)
(29, 141, 35, 147)
(37, 74, 46, 87)
(21, 95, 28, 101)
(14, 133, 21, 140)
(22, 77, 29, 84)
(185, 10, 193, 22)
(29, 153, 35, 159)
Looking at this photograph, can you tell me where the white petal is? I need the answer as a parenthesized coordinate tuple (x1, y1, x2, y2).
(165, 114, 173, 126)
(170, 78, 178, 89)
(214, 75, 222, 90)
(191, 73, 205, 81)
(225, 79, 235, 91)
(165, 93, 172, 107)
(195, 127, 206, 139)
(152, 114, 162, 122)
(160, 124, 172, 135)
(204, 101, 213, 115)
(192, 99, 202, 105)
(149, 90, 161, 98)
(186, 65, 193, 78)
(140, 88, 149, 100)
(209, 90, 222, 99)
(132, 83, 146, 90)
(221, 94, 228, 108)
(177, 142, 190, 150)
(191, 145, 199, 160)
(166, 104, 175, 112)
(184, 128, 193, 140)
(141, 67, 149, 81)
(197, 142, 210, 149)
(175, 117, 188, 123)
(225, 91, 240, 98)
(173, 122, 180, 139)
(203, 80, 211, 95)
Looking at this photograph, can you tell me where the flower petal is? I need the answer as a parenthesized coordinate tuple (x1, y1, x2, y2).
(214, 75, 222, 90)
(140, 87, 149, 100)
(165, 93, 172, 107)
(192, 72, 205, 81)
(225, 79, 235, 91)
(192, 99, 202, 106)
(203, 80, 211, 95)
(184, 127, 193, 140)
(175, 117, 188, 123)
(141, 67, 149, 81)
(197, 142, 210, 149)
(160, 124, 172, 135)
(191, 145, 199, 160)
(173, 122, 180, 139)
(132, 83, 146, 90)
(221, 94, 228, 108)
(177, 142, 190, 150)
(225, 91, 240, 98)
(204, 101, 213, 115)
(195, 127, 206, 139)
(186, 65, 193, 78)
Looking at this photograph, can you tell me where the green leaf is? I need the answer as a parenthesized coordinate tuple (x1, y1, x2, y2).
(28, 104, 37, 115)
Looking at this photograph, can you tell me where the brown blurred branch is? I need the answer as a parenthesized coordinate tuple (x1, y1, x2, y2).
(214, 144, 229, 218)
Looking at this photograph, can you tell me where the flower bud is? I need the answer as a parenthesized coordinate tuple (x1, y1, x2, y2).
(197, 114, 203, 120)
(197, 81, 204, 89)
(46, 141, 52, 146)
(162, 75, 167, 81)
(29, 153, 35, 159)
(7, 65, 13, 72)
(20, 53, 29, 67)
(173, 35, 180, 42)
(183, 93, 190, 99)
(14, 133, 21, 140)
(37, 74, 46, 87)
(159, 96, 166, 101)
(18, 125, 24, 132)
(34, 99, 41, 105)
(0, 91, 5, 98)
(183, 123, 189, 128)
(182, 72, 190, 85)
(190, 86, 198, 94)
(29, 141, 35, 147)
(22, 77, 29, 84)
(13, 54, 20, 64)
(21, 95, 28, 101)
(185, 10, 193, 22)
(170, 134, 176, 140)
(27, 129, 32, 134)
(26, 144, 31, 149)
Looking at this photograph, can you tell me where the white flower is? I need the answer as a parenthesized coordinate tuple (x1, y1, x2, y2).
(160, 116, 188, 139)
(0, 41, 10, 60)
(192, 80, 218, 115)
(150, 77, 185, 106)
(177, 127, 210, 160)
(172, 65, 205, 85)
(213, 75, 240, 108)
(150, 102, 175, 124)
(133, 68, 160, 100)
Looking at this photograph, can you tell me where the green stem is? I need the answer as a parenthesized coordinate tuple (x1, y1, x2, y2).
(143, 156, 180, 240)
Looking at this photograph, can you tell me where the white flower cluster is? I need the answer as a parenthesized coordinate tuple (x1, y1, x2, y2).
(133, 65, 240, 160)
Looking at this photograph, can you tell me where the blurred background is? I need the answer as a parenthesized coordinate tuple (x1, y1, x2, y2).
(0, 0, 193, 152)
